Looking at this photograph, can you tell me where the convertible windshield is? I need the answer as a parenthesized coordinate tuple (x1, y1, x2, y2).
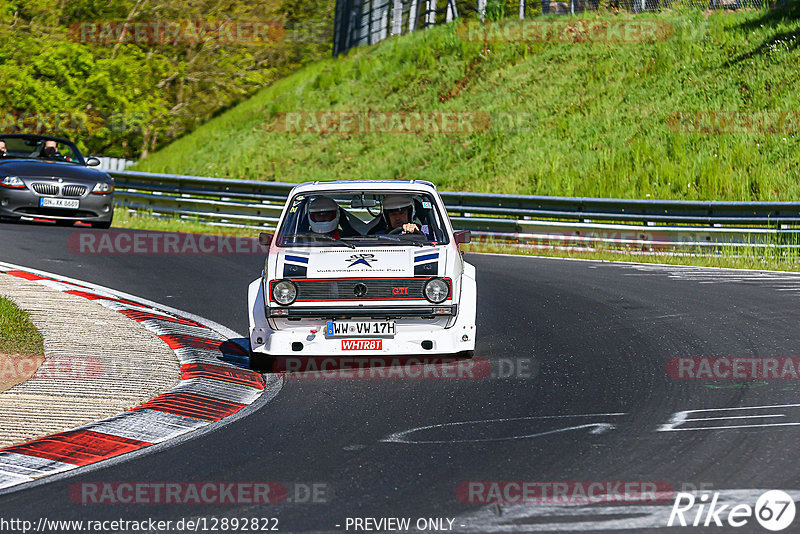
(0, 136, 84, 164)
(276, 190, 450, 247)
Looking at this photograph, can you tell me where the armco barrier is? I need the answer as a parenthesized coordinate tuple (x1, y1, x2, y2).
(109, 170, 800, 250)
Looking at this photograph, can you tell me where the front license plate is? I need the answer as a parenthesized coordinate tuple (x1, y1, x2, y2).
(326, 321, 396, 337)
(40, 197, 79, 209)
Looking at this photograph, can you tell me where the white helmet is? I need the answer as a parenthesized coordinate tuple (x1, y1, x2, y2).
(308, 196, 340, 234)
(382, 194, 414, 222)
(382, 194, 413, 211)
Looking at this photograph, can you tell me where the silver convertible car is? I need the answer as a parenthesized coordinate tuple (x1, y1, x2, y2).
(0, 134, 114, 228)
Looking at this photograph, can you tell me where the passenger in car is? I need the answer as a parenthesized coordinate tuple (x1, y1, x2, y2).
(0, 141, 6, 156)
(307, 196, 344, 239)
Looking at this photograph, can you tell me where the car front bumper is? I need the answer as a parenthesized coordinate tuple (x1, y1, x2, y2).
(251, 319, 476, 357)
(0, 187, 113, 223)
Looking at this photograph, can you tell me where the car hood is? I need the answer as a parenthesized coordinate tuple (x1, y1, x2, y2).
(0, 160, 108, 182)
(277, 247, 446, 278)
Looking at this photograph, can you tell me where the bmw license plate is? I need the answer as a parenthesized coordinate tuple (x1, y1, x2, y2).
(40, 197, 79, 209)
(326, 321, 396, 337)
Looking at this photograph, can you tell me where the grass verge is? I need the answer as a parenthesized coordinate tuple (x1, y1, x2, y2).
(0, 296, 44, 357)
(0, 293, 45, 392)
(112, 209, 260, 238)
(463, 242, 800, 272)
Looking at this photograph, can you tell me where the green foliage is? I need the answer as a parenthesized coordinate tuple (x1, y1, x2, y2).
(0, 0, 333, 158)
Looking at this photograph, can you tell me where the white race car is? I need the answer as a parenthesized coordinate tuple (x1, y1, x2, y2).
(247, 180, 476, 367)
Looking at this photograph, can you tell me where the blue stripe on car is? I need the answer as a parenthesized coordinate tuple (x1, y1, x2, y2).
(414, 253, 439, 263)
(285, 255, 309, 264)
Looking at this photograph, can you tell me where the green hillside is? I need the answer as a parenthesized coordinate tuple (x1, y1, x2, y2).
(135, 5, 800, 200)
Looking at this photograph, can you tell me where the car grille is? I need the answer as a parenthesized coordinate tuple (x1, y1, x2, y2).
(62, 185, 86, 197)
(288, 278, 434, 301)
(32, 183, 59, 196)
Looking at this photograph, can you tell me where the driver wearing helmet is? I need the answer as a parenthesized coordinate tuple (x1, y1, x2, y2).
(307, 196, 342, 238)
(376, 194, 421, 235)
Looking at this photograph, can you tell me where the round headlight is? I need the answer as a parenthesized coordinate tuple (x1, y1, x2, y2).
(423, 278, 449, 304)
(272, 280, 297, 305)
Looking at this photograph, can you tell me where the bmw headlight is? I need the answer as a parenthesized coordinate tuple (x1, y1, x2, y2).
(0, 176, 25, 189)
(424, 278, 450, 303)
(272, 280, 297, 305)
(91, 182, 114, 194)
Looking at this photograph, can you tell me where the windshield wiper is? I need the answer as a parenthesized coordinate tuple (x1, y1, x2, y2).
(370, 234, 429, 247)
(282, 233, 356, 249)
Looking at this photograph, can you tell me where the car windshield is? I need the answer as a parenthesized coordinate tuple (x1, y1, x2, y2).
(0, 136, 84, 164)
(277, 190, 450, 247)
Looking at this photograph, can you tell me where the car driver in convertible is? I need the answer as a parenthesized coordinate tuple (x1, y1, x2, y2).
(40, 139, 72, 161)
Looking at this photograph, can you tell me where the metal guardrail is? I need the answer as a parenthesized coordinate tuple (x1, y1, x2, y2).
(109, 170, 800, 250)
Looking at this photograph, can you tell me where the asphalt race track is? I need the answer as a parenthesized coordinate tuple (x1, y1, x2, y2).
(2, 221, 800, 533)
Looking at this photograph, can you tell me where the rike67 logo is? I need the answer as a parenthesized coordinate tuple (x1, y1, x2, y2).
(668, 490, 796, 531)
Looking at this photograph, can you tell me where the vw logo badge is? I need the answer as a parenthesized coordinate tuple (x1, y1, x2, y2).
(353, 283, 368, 298)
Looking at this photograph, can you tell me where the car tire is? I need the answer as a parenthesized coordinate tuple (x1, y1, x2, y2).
(456, 350, 475, 359)
(249, 347, 269, 371)
(91, 220, 112, 229)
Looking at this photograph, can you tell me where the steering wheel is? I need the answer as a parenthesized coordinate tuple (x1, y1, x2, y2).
(388, 226, 423, 236)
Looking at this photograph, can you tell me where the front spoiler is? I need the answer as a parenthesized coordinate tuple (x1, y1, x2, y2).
(250, 323, 475, 356)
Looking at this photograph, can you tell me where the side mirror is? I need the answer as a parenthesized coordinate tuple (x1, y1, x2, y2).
(86, 157, 101, 167)
(259, 232, 273, 246)
(454, 230, 471, 244)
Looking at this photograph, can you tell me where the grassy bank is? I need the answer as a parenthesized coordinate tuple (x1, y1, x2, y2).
(135, 5, 800, 200)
